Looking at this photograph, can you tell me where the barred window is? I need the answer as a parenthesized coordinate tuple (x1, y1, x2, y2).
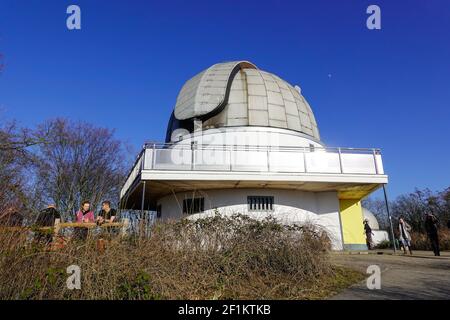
(247, 196, 274, 211)
(183, 198, 204, 214)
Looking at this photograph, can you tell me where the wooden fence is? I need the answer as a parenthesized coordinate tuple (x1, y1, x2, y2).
(0, 218, 130, 237)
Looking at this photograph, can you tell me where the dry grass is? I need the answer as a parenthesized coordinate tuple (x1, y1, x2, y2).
(376, 230, 450, 251)
(0, 214, 362, 300)
(410, 230, 450, 251)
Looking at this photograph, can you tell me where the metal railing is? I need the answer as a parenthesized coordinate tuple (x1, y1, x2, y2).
(121, 143, 385, 198)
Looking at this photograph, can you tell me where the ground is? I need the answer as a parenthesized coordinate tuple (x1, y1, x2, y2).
(329, 250, 450, 300)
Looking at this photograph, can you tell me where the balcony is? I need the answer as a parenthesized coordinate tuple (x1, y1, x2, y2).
(120, 143, 388, 207)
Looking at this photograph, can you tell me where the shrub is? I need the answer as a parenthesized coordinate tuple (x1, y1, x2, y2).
(375, 240, 391, 249)
(410, 229, 450, 251)
(0, 214, 356, 300)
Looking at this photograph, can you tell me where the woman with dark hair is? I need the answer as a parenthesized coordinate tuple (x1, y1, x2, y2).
(74, 201, 94, 240)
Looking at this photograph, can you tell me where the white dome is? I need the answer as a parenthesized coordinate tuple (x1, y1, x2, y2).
(362, 207, 380, 230)
(166, 61, 320, 142)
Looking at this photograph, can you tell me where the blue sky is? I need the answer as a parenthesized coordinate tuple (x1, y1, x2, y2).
(0, 0, 449, 199)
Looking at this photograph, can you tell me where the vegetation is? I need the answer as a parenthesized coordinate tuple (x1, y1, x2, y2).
(33, 118, 130, 219)
(0, 121, 45, 222)
(364, 188, 450, 250)
(1, 113, 447, 300)
(0, 117, 131, 223)
(0, 214, 363, 300)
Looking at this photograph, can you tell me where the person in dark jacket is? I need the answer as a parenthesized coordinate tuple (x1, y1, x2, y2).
(97, 201, 117, 224)
(425, 212, 440, 256)
(96, 200, 117, 237)
(363, 219, 374, 250)
(34, 204, 61, 244)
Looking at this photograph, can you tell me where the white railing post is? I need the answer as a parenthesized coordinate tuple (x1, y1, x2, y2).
(191, 142, 195, 170)
(141, 148, 145, 171)
(152, 143, 156, 169)
(338, 147, 344, 173)
(303, 147, 308, 173)
(373, 149, 379, 174)
(229, 145, 233, 171)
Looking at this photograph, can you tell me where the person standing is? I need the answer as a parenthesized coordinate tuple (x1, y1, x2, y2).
(363, 219, 374, 250)
(35, 204, 61, 244)
(75, 201, 95, 240)
(96, 200, 117, 237)
(96, 201, 117, 224)
(425, 212, 440, 256)
(398, 217, 413, 255)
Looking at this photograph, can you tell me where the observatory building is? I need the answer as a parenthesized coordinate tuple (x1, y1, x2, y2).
(120, 61, 388, 250)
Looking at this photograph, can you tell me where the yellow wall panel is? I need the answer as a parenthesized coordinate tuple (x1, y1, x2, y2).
(339, 199, 366, 248)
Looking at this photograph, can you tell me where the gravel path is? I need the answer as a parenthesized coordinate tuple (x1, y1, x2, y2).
(329, 250, 450, 300)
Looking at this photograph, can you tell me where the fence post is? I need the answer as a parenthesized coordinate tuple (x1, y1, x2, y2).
(121, 218, 130, 237)
(52, 218, 61, 243)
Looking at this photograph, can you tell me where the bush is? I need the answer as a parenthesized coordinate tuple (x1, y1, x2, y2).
(375, 240, 392, 249)
(0, 214, 357, 300)
(410, 229, 450, 251)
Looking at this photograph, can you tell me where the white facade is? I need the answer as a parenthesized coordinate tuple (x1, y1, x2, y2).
(372, 230, 390, 245)
(157, 189, 344, 250)
(172, 126, 324, 149)
(120, 60, 389, 251)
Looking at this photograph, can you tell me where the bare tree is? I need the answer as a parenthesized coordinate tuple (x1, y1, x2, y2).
(366, 188, 450, 233)
(439, 187, 450, 225)
(33, 118, 130, 220)
(362, 197, 390, 230)
(0, 121, 45, 223)
(390, 189, 433, 231)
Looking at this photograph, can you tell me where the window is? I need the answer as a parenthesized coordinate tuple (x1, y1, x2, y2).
(156, 205, 162, 218)
(183, 198, 204, 214)
(309, 144, 315, 152)
(247, 196, 274, 211)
